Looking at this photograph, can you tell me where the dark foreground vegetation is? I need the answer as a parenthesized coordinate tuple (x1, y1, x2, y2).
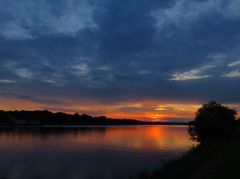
(134, 137, 240, 179)
(134, 101, 240, 179)
(0, 110, 186, 126)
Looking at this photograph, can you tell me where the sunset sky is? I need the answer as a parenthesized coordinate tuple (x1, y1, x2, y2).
(0, 0, 240, 121)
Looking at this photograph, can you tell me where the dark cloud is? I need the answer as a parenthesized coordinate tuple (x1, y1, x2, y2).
(1, 0, 240, 107)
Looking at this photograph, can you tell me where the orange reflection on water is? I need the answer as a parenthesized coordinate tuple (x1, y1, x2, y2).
(102, 126, 194, 151)
(0, 126, 194, 152)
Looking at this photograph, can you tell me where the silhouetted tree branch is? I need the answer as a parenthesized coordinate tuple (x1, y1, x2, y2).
(189, 101, 238, 143)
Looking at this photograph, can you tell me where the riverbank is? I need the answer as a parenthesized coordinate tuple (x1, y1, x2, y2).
(134, 136, 240, 179)
(0, 110, 188, 126)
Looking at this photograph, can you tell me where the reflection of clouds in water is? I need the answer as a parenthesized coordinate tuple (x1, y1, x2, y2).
(0, 126, 193, 151)
(0, 126, 194, 179)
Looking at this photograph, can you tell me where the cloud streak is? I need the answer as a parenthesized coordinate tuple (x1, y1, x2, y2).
(170, 64, 215, 81)
(0, 0, 97, 40)
(223, 70, 240, 78)
(228, 60, 240, 67)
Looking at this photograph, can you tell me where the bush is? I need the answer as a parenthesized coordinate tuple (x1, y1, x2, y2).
(188, 101, 237, 142)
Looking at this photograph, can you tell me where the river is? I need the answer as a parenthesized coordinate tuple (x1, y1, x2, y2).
(0, 125, 194, 179)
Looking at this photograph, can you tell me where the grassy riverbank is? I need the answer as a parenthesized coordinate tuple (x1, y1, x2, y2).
(134, 136, 240, 179)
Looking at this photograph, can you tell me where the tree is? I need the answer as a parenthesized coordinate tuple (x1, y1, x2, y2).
(188, 101, 237, 142)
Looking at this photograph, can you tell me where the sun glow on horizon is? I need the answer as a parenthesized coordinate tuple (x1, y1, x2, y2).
(1, 97, 239, 122)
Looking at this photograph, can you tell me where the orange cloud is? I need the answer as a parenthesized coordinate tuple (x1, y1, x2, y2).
(1, 96, 239, 122)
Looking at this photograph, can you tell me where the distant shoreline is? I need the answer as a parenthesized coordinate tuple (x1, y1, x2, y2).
(0, 110, 188, 127)
(0, 123, 188, 128)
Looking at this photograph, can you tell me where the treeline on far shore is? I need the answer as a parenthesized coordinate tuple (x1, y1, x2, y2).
(0, 110, 187, 126)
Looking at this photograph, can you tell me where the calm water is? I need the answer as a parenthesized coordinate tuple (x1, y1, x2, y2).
(0, 125, 194, 179)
